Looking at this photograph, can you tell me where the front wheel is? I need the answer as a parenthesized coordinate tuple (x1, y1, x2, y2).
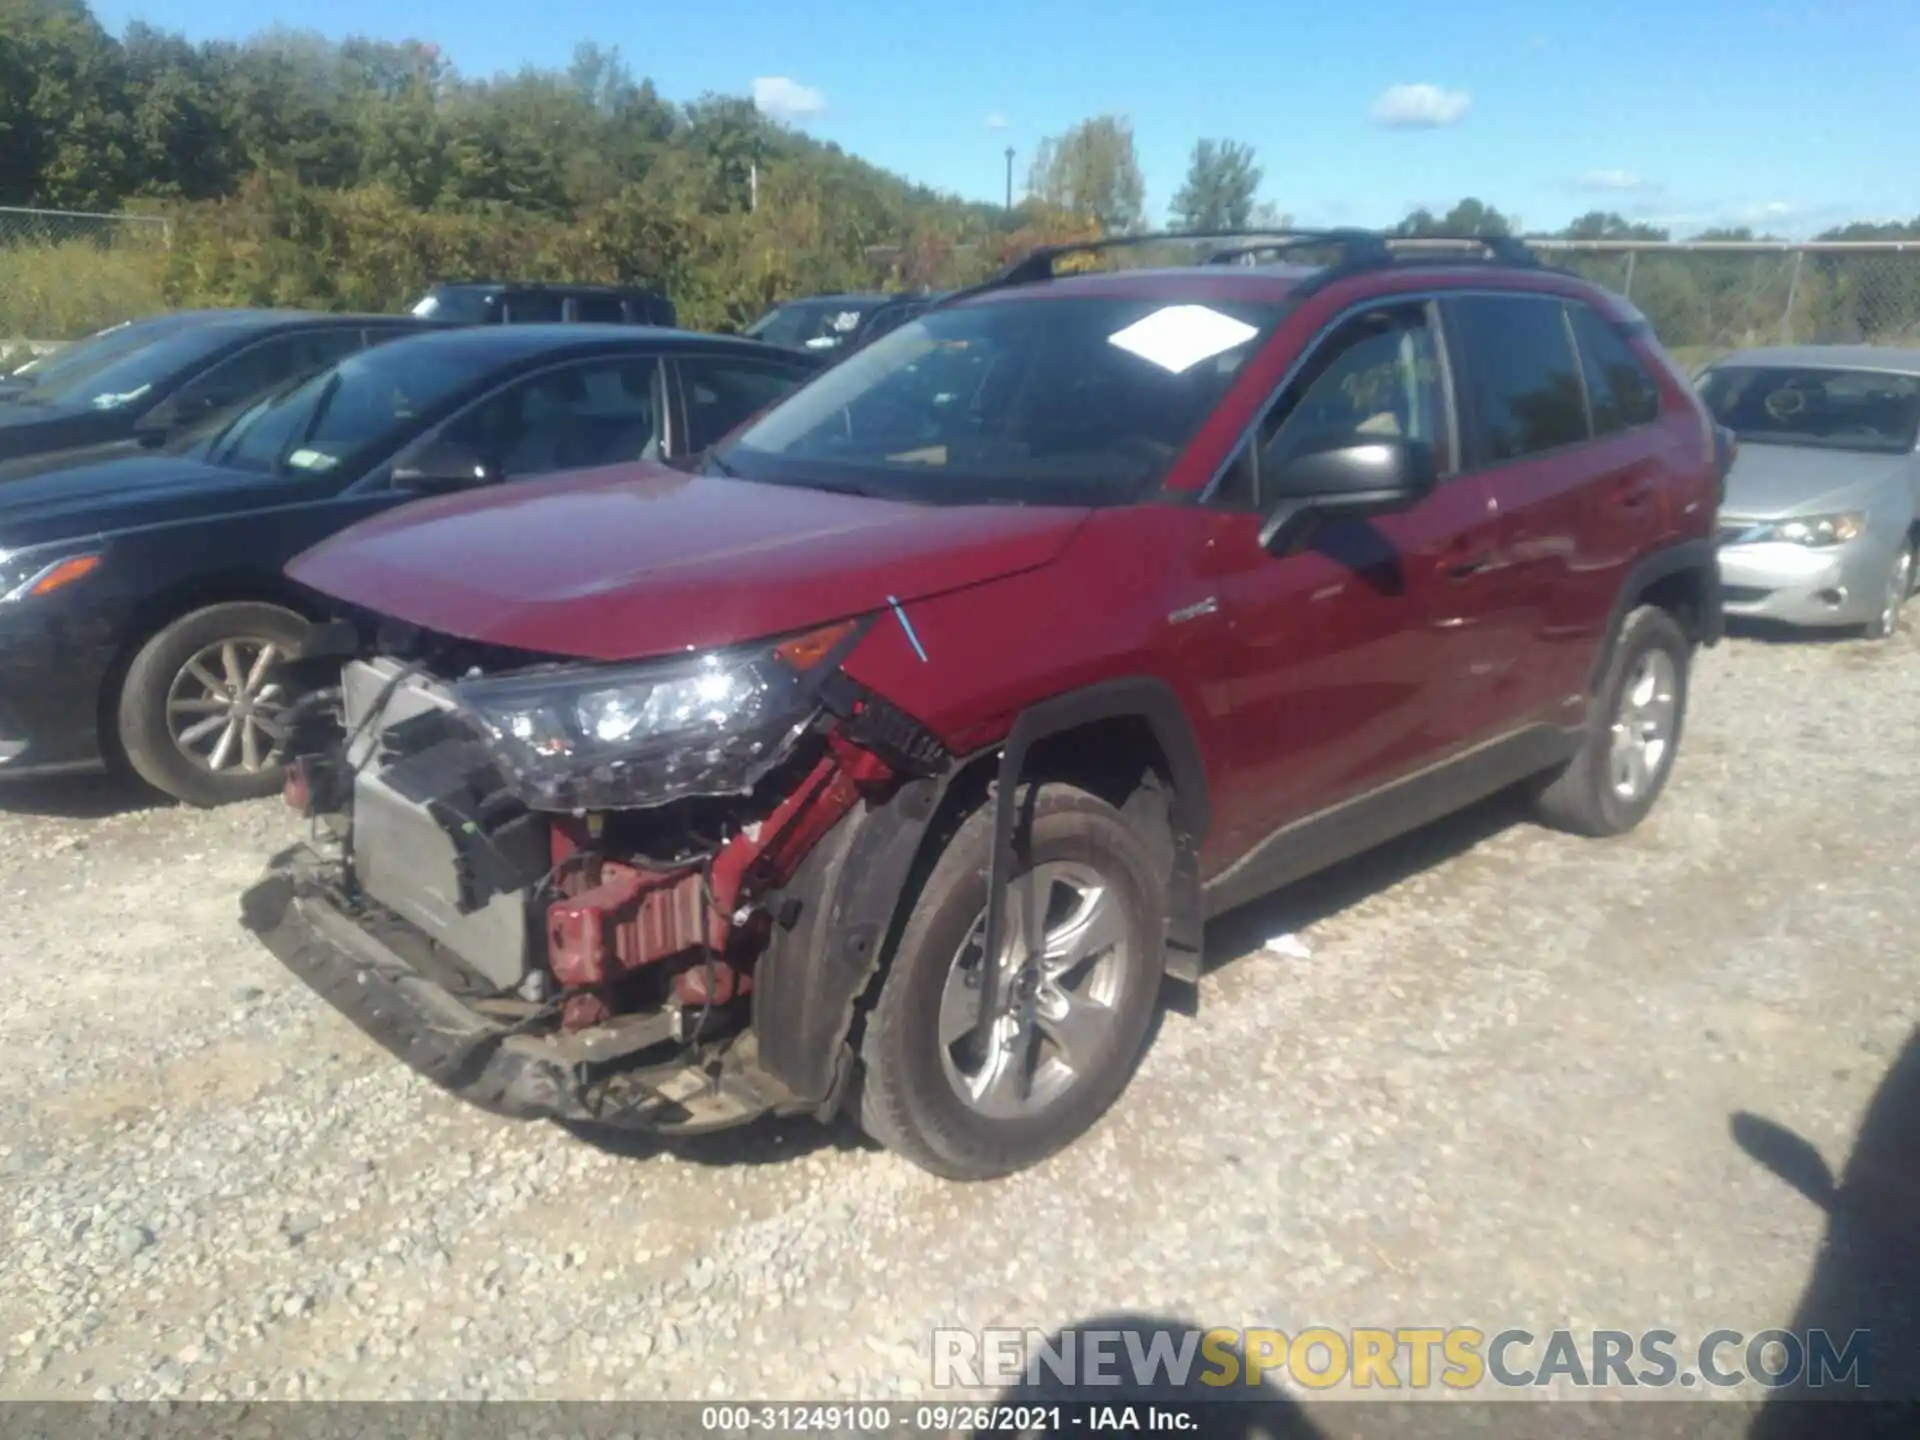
(856, 783, 1167, 1180)
(116, 602, 310, 807)
(1531, 604, 1691, 838)
(1863, 539, 1914, 641)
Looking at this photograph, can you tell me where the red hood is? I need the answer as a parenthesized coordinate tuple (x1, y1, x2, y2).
(287, 461, 1092, 661)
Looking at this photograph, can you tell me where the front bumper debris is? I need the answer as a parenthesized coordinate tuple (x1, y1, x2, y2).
(239, 846, 789, 1133)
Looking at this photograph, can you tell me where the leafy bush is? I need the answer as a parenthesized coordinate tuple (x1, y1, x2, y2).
(0, 236, 167, 340)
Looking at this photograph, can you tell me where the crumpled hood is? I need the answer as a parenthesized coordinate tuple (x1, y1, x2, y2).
(1721, 442, 1911, 520)
(285, 461, 1094, 661)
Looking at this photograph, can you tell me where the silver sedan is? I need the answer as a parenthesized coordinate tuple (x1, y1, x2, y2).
(1699, 346, 1920, 638)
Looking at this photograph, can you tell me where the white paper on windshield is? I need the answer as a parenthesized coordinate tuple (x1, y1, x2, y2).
(285, 448, 337, 471)
(1107, 305, 1259, 375)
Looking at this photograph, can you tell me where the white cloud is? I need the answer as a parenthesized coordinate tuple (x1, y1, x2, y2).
(985, 110, 1010, 132)
(1579, 168, 1649, 192)
(1368, 83, 1472, 129)
(751, 76, 827, 123)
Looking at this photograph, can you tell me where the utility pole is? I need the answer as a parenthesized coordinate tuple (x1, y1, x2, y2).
(749, 161, 759, 214)
(1004, 146, 1015, 214)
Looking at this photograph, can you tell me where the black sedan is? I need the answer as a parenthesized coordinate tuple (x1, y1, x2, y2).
(0, 309, 433, 463)
(0, 323, 823, 806)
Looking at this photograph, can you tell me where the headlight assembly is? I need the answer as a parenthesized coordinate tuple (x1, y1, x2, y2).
(1746, 512, 1868, 548)
(450, 619, 864, 811)
(0, 544, 105, 604)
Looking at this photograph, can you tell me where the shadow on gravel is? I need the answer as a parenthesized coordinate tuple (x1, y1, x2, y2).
(561, 1110, 877, 1168)
(969, 1312, 1322, 1439)
(1736, 1025, 1920, 1437)
(1199, 786, 1530, 979)
(0, 770, 166, 819)
(1722, 617, 1868, 648)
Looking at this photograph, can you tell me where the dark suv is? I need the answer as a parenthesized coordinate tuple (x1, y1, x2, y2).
(242, 230, 1726, 1181)
(410, 282, 677, 328)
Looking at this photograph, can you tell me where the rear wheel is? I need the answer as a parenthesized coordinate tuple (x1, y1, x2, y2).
(117, 602, 309, 807)
(856, 783, 1166, 1180)
(1532, 604, 1690, 838)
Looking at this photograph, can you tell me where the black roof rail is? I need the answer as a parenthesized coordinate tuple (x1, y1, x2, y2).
(1204, 231, 1539, 270)
(914, 227, 1544, 318)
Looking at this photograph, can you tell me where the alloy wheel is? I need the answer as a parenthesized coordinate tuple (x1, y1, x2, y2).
(164, 637, 291, 776)
(1608, 648, 1678, 803)
(936, 860, 1131, 1121)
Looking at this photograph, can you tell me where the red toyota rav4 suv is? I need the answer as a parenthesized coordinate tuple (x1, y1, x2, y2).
(242, 230, 1725, 1180)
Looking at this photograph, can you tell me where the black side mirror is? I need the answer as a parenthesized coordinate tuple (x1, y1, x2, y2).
(1258, 436, 1439, 554)
(391, 438, 502, 493)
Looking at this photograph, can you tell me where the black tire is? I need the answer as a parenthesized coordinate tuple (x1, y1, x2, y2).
(116, 602, 311, 808)
(856, 783, 1166, 1180)
(1862, 538, 1914, 641)
(1531, 604, 1691, 838)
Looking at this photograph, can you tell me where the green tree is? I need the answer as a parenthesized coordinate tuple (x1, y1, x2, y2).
(0, 0, 130, 207)
(1558, 210, 1668, 242)
(1395, 198, 1515, 237)
(1168, 138, 1262, 231)
(1028, 115, 1145, 233)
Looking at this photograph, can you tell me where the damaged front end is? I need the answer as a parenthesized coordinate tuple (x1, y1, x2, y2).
(240, 613, 951, 1132)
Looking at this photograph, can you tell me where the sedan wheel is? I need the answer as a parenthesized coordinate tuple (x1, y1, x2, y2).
(165, 637, 291, 776)
(1866, 541, 1914, 640)
(118, 602, 312, 807)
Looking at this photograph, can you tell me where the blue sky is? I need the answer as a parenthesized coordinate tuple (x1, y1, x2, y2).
(93, 0, 1920, 238)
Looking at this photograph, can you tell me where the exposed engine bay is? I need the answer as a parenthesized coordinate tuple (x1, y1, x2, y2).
(267, 612, 952, 1127)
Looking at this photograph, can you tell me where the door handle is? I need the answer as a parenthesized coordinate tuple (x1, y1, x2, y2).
(1612, 477, 1657, 509)
(1444, 551, 1493, 579)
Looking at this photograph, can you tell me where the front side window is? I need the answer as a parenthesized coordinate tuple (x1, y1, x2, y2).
(434, 356, 664, 478)
(1697, 365, 1920, 455)
(719, 295, 1285, 506)
(1449, 295, 1590, 464)
(1262, 304, 1448, 475)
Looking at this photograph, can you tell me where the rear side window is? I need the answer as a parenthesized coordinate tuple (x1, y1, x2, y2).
(1449, 295, 1589, 464)
(503, 292, 564, 323)
(574, 295, 625, 324)
(1569, 303, 1661, 434)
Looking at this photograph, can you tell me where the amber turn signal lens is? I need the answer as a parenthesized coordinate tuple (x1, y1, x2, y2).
(774, 619, 858, 671)
(25, 554, 102, 597)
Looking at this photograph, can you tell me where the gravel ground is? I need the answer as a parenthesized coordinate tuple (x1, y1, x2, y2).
(0, 627, 1916, 1408)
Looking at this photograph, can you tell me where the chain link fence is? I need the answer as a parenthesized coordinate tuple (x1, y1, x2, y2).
(0, 206, 171, 361)
(1533, 240, 1920, 372)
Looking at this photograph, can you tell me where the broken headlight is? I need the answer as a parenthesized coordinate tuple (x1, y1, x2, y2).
(450, 620, 861, 811)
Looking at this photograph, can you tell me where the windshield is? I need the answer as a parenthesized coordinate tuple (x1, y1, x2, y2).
(745, 300, 877, 353)
(18, 322, 248, 412)
(717, 294, 1285, 506)
(207, 343, 495, 477)
(411, 288, 500, 324)
(1, 314, 202, 392)
(1699, 365, 1920, 455)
